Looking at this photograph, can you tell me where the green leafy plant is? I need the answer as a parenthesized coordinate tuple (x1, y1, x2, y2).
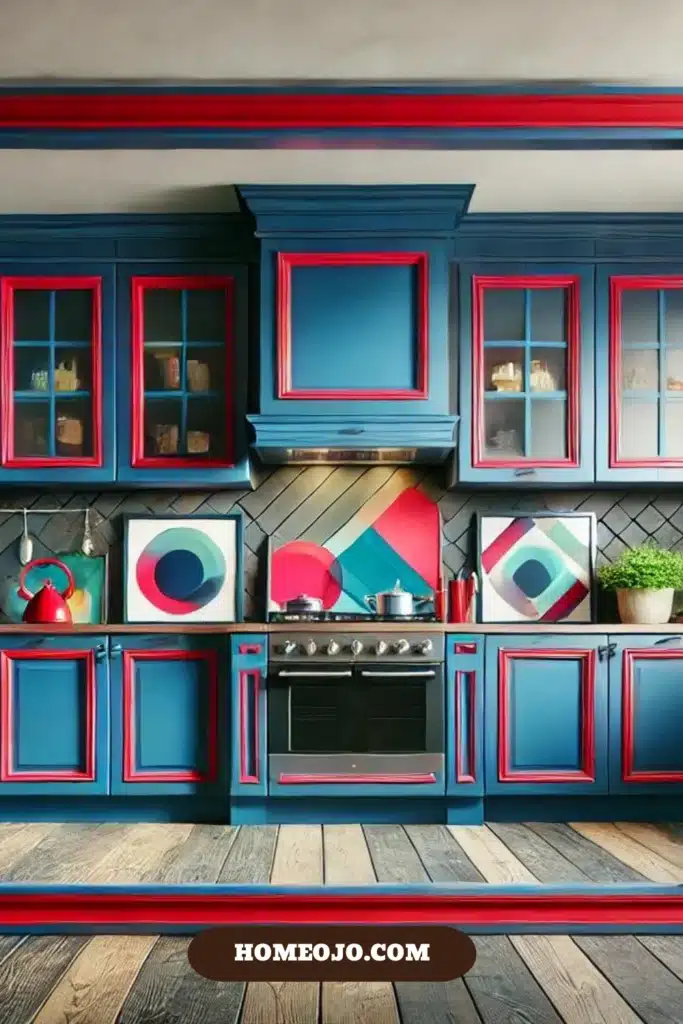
(597, 544, 683, 591)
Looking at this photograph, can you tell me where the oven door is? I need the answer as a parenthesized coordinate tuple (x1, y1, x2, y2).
(268, 663, 445, 796)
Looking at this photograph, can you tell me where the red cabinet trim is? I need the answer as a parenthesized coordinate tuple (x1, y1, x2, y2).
(498, 648, 596, 783)
(471, 275, 581, 470)
(455, 670, 477, 784)
(276, 251, 429, 400)
(0, 649, 96, 782)
(622, 649, 683, 783)
(609, 275, 683, 468)
(0, 276, 104, 469)
(130, 275, 235, 470)
(122, 649, 219, 784)
(238, 669, 261, 785)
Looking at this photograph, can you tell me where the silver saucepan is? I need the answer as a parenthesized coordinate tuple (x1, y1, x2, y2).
(285, 594, 324, 614)
(364, 580, 431, 617)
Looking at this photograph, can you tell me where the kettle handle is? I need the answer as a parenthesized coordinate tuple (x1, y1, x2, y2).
(18, 558, 76, 601)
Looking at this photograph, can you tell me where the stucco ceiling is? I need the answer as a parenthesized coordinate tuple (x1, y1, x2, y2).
(3, 0, 683, 213)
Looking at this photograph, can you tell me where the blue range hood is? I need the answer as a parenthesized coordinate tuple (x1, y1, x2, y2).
(238, 185, 473, 465)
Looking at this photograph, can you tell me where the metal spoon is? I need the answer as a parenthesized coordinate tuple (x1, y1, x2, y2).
(18, 509, 33, 566)
(81, 508, 94, 557)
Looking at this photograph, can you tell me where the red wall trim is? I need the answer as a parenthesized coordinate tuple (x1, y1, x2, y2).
(498, 648, 596, 783)
(278, 773, 437, 785)
(0, 276, 103, 469)
(238, 669, 261, 785)
(609, 276, 683, 468)
(130, 275, 235, 470)
(455, 670, 477, 784)
(276, 252, 429, 400)
(471, 275, 581, 470)
(122, 649, 218, 784)
(5, 92, 683, 131)
(0, 649, 96, 782)
(622, 649, 683, 783)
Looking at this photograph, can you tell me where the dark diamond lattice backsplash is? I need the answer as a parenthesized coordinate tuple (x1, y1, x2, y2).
(1, 469, 682, 622)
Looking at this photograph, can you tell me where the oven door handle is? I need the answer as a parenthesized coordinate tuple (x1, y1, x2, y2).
(275, 670, 353, 678)
(359, 670, 437, 679)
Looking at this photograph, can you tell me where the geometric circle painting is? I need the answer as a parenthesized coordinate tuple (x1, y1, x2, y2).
(479, 514, 594, 623)
(124, 516, 240, 624)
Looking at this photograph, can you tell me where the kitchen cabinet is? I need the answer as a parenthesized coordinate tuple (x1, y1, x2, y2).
(0, 634, 110, 795)
(596, 268, 683, 482)
(109, 634, 227, 797)
(445, 636, 484, 796)
(608, 634, 683, 794)
(458, 264, 596, 485)
(484, 635, 609, 795)
(229, 634, 268, 802)
(0, 266, 116, 484)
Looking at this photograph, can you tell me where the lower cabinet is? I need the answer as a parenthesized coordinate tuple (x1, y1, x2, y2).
(484, 635, 609, 795)
(609, 634, 683, 794)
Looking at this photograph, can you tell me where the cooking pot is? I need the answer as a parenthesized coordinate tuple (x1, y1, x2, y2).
(285, 594, 324, 614)
(364, 580, 431, 617)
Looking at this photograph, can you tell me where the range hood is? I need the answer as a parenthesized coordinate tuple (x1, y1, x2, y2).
(238, 185, 474, 465)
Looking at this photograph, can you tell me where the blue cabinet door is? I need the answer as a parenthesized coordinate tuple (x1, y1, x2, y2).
(230, 635, 268, 799)
(0, 634, 109, 795)
(485, 635, 609, 795)
(596, 266, 683, 483)
(110, 634, 228, 796)
(609, 635, 683, 794)
(0, 263, 116, 484)
(446, 636, 484, 796)
(116, 264, 250, 487)
(458, 264, 595, 485)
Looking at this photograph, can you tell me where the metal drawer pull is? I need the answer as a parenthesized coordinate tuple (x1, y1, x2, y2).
(360, 670, 436, 679)
(514, 468, 536, 477)
(277, 670, 352, 678)
(654, 636, 682, 647)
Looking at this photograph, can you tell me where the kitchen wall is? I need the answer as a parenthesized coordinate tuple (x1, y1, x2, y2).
(1, 469, 681, 622)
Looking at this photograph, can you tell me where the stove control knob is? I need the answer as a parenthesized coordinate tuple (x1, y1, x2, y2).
(394, 639, 410, 655)
(350, 639, 364, 656)
(326, 640, 340, 656)
(304, 639, 318, 656)
(417, 639, 434, 655)
(375, 640, 389, 656)
(282, 641, 297, 656)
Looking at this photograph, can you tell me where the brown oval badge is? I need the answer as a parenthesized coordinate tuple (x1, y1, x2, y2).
(189, 926, 476, 982)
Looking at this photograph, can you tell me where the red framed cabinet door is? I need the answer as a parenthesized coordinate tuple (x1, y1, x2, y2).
(109, 635, 228, 797)
(116, 265, 250, 487)
(609, 635, 683, 794)
(0, 635, 110, 796)
(597, 268, 683, 483)
(446, 637, 484, 796)
(230, 636, 268, 800)
(0, 265, 115, 484)
(458, 264, 595, 485)
(484, 635, 609, 795)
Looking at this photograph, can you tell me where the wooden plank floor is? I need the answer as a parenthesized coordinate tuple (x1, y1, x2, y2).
(0, 822, 682, 1022)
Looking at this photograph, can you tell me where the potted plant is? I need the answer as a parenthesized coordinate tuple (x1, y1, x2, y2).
(597, 544, 683, 624)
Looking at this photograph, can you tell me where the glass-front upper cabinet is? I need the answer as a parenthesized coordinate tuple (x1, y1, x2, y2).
(597, 270, 683, 482)
(0, 268, 115, 483)
(117, 266, 248, 486)
(458, 265, 595, 484)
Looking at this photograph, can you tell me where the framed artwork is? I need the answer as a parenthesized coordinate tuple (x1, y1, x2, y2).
(477, 511, 596, 624)
(0, 552, 109, 625)
(123, 513, 243, 624)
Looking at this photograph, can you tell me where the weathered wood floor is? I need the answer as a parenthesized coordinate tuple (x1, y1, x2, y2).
(0, 821, 683, 1023)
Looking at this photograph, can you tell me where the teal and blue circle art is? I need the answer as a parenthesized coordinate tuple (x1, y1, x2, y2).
(136, 527, 225, 614)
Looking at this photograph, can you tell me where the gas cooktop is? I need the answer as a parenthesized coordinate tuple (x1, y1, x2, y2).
(268, 611, 438, 623)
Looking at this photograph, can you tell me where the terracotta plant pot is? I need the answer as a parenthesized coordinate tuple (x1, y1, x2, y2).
(616, 587, 674, 625)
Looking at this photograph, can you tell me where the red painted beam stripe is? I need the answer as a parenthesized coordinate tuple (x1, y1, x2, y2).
(3, 94, 683, 130)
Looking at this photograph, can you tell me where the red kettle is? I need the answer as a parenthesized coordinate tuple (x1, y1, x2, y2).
(18, 557, 75, 625)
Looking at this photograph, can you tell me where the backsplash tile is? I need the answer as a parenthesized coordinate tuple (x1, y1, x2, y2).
(2, 469, 682, 622)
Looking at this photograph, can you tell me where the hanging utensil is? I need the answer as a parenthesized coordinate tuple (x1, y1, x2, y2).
(81, 508, 94, 556)
(18, 509, 33, 566)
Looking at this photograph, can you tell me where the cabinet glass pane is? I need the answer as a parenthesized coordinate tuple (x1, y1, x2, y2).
(13, 290, 50, 341)
(664, 290, 683, 346)
(144, 289, 183, 343)
(484, 347, 523, 393)
(622, 348, 659, 391)
(621, 289, 658, 345)
(56, 398, 91, 457)
(530, 288, 566, 343)
(144, 398, 182, 457)
(186, 290, 226, 342)
(483, 398, 525, 459)
(483, 289, 525, 341)
(665, 401, 683, 458)
(54, 290, 92, 343)
(529, 347, 566, 392)
(620, 400, 658, 459)
(665, 348, 683, 392)
(14, 401, 50, 457)
(530, 400, 567, 460)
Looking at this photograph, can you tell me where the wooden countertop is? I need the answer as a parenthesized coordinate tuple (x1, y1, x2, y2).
(0, 622, 682, 635)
